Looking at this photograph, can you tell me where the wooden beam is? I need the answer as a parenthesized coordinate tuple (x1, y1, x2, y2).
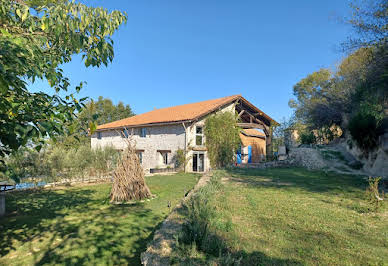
(237, 123, 265, 130)
(237, 110, 245, 118)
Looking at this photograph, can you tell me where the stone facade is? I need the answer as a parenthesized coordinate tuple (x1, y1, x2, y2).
(91, 124, 186, 172)
(91, 102, 237, 173)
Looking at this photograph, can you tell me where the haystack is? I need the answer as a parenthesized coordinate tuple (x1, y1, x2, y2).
(110, 137, 152, 203)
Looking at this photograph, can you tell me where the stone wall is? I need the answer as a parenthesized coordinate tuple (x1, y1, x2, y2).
(287, 147, 328, 170)
(91, 101, 238, 173)
(91, 124, 186, 172)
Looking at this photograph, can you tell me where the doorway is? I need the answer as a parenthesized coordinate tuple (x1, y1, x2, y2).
(192, 152, 205, 172)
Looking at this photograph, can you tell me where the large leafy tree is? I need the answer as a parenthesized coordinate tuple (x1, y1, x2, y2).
(289, 69, 344, 129)
(0, 0, 127, 159)
(79, 96, 134, 129)
(59, 96, 135, 147)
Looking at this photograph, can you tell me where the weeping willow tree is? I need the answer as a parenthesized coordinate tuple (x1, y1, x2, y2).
(110, 136, 152, 203)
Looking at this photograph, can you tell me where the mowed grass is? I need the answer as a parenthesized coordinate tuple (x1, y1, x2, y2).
(0, 173, 199, 266)
(184, 168, 388, 265)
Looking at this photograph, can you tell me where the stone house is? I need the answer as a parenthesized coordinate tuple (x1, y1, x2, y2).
(91, 95, 275, 173)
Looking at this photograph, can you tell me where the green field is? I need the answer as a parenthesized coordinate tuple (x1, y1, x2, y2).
(0, 173, 199, 265)
(174, 168, 388, 265)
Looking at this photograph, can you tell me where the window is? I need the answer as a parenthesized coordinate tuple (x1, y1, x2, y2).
(140, 128, 147, 138)
(97, 132, 102, 140)
(195, 126, 203, 146)
(137, 152, 143, 164)
(162, 152, 168, 165)
(122, 129, 129, 138)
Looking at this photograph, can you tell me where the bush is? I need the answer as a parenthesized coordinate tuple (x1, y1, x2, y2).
(299, 131, 316, 144)
(366, 177, 385, 212)
(2, 144, 119, 183)
(204, 112, 241, 168)
(174, 148, 187, 171)
(179, 174, 229, 256)
(348, 112, 379, 152)
(173, 173, 243, 264)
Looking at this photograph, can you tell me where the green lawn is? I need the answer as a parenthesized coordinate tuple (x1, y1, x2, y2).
(176, 168, 388, 265)
(0, 173, 199, 266)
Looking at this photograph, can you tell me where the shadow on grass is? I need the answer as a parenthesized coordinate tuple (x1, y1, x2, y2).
(173, 249, 302, 266)
(0, 187, 163, 265)
(224, 167, 367, 196)
(171, 203, 302, 266)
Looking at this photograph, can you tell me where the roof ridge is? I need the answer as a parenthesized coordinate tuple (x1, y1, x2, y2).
(95, 94, 277, 131)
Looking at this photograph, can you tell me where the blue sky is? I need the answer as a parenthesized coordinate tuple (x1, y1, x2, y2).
(31, 0, 353, 122)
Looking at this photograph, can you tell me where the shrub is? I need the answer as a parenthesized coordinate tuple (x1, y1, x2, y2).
(348, 112, 379, 152)
(204, 112, 241, 168)
(174, 148, 187, 171)
(2, 144, 119, 183)
(299, 131, 316, 144)
(180, 174, 226, 255)
(366, 177, 385, 212)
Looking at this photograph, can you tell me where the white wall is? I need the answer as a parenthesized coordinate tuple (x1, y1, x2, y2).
(91, 101, 236, 173)
(184, 102, 236, 172)
(91, 124, 185, 172)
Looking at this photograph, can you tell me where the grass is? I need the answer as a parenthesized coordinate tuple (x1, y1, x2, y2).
(174, 168, 388, 265)
(0, 173, 199, 266)
(319, 149, 346, 162)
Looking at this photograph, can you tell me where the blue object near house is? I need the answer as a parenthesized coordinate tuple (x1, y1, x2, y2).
(236, 145, 252, 164)
(236, 148, 242, 164)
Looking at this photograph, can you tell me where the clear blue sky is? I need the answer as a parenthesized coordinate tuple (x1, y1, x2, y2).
(31, 0, 353, 122)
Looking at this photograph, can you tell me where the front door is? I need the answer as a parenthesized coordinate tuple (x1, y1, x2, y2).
(193, 152, 205, 172)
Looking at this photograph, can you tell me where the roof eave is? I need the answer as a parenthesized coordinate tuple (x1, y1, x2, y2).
(96, 119, 193, 132)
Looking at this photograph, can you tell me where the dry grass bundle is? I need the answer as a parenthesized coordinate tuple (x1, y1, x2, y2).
(110, 135, 152, 203)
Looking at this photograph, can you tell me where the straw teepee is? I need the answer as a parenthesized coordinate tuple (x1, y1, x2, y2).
(110, 135, 152, 203)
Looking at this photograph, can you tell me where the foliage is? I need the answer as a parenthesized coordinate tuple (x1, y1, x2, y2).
(366, 177, 385, 211)
(178, 173, 229, 258)
(78, 96, 134, 132)
(57, 96, 135, 148)
(343, 0, 388, 51)
(290, 46, 387, 151)
(0, 173, 198, 265)
(273, 116, 297, 151)
(299, 131, 316, 145)
(204, 112, 241, 168)
(289, 1, 387, 152)
(0, 144, 119, 183)
(348, 110, 380, 152)
(174, 148, 191, 172)
(0, 0, 127, 159)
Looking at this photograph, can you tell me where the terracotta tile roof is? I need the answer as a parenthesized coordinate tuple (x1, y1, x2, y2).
(97, 95, 274, 130)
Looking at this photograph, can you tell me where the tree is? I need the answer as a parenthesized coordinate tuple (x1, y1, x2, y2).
(55, 96, 135, 148)
(289, 69, 344, 133)
(343, 0, 388, 51)
(0, 0, 127, 160)
(204, 112, 241, 168)
(79, 96, 134, 130)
